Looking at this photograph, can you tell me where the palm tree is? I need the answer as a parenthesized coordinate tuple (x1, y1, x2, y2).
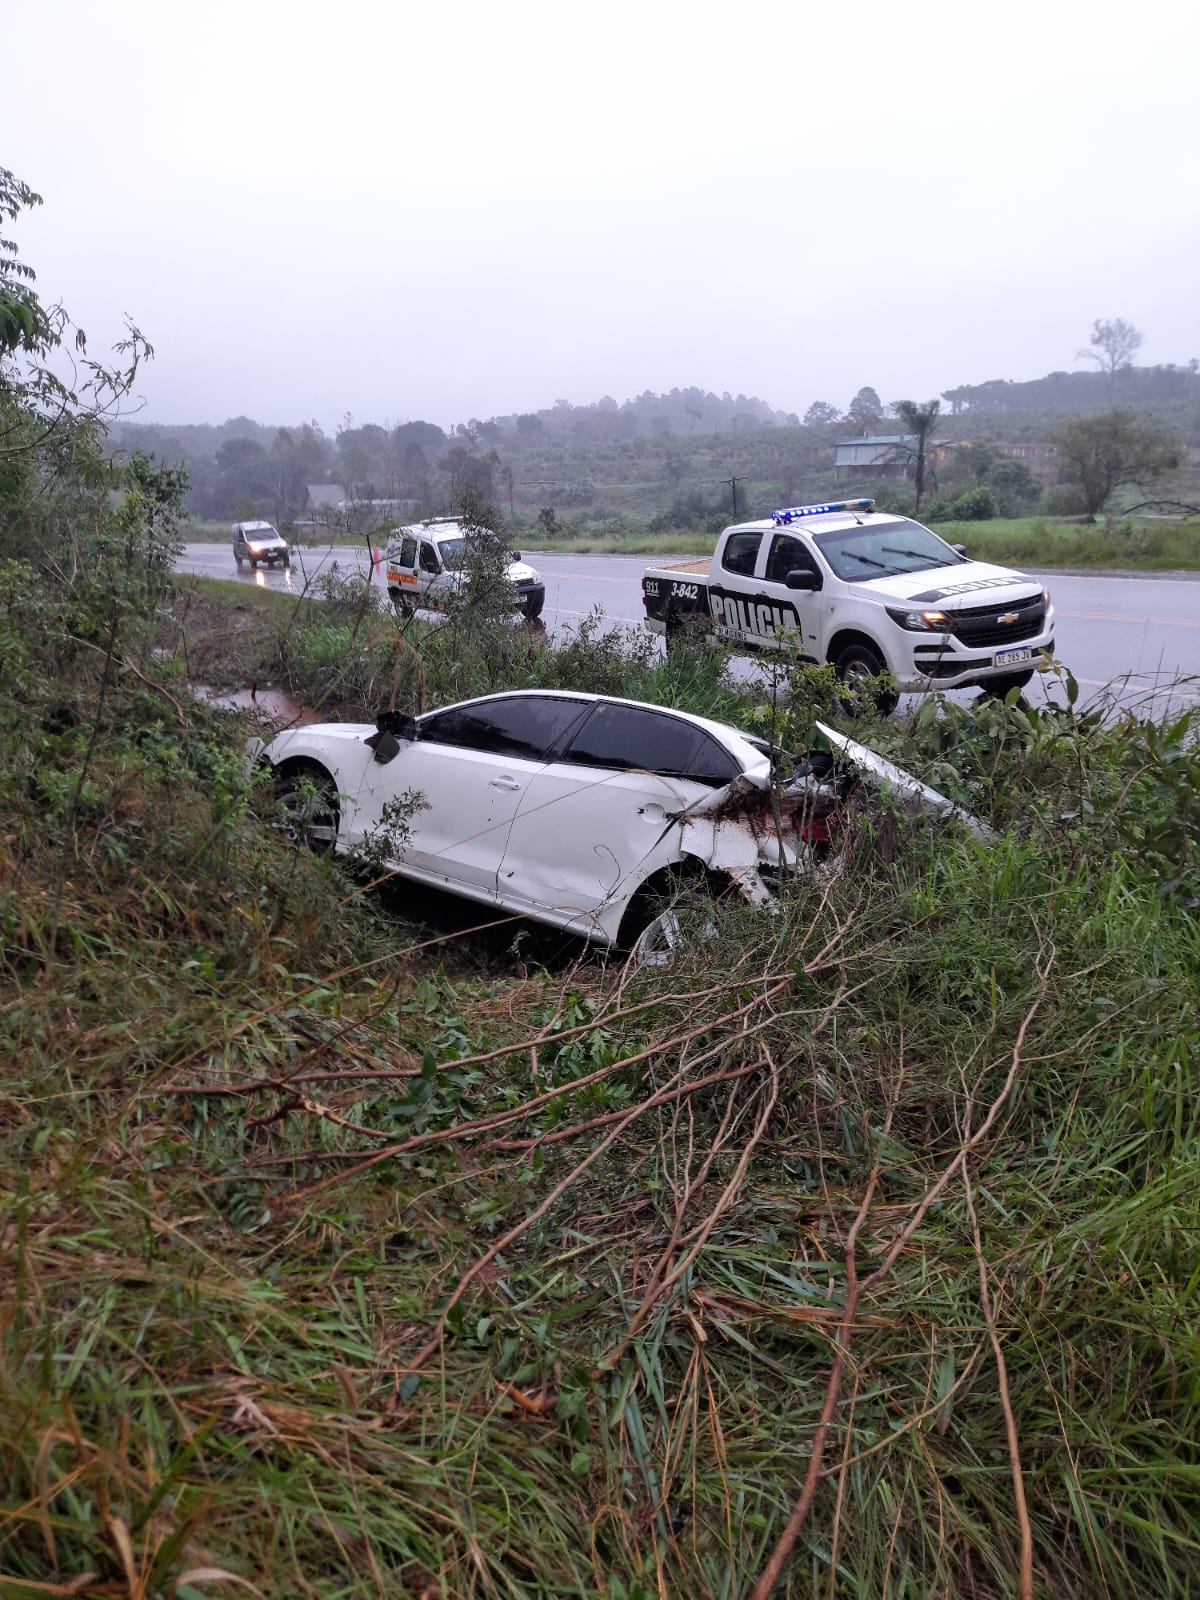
(892, 399, 944, 516)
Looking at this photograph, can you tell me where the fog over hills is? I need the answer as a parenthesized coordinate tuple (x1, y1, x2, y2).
(4, 0, 1196, 430)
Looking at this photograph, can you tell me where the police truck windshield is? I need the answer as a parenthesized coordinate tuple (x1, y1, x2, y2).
(814, 520, 965, 582)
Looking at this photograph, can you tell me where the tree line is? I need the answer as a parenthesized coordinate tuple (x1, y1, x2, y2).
(103, 311, 1196, 529)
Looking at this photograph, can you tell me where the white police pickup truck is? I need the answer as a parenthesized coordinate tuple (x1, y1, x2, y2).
(642, 499, 1056, 710)
(386, 518, 546, 620)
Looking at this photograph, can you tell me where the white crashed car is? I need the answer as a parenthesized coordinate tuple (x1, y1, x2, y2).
(254, 690, 987, 963)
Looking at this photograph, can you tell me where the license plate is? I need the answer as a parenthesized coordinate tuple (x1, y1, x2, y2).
(994, 646, 1032, 667)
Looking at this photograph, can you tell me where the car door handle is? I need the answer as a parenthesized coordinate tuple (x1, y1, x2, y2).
(490, 776, 521, 792)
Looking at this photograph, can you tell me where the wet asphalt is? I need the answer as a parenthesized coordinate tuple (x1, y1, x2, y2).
(177, 543, 1200, 715)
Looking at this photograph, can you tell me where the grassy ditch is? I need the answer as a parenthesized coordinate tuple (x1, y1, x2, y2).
(4, 564, 1200, 1597)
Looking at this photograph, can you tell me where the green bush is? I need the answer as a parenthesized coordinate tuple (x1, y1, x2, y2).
(1046, 482, 1087, 515)
(949, 484, 998, 520)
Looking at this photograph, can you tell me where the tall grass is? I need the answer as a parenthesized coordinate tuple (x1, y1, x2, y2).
(4, 565, 1200, 1596)
(938, 515, 1200, 571)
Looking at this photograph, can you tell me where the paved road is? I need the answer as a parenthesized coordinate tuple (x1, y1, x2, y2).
(177, 543, 1200, 713)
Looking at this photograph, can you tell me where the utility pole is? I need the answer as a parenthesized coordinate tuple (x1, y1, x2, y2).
(723, 475, 745, 520)
(504, 465, 515, 520)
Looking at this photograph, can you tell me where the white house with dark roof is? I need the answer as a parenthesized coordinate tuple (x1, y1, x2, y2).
(833, 435, 915, 479)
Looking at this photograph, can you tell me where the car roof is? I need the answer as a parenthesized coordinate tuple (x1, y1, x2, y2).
(418, 689, 766, 765)
(395, 519, 464, 537)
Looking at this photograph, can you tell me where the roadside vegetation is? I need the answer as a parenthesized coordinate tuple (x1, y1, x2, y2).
(185, 514, 1200, 572)
(6, 162, 1200, 1597)
(507, 514, 1200, 571)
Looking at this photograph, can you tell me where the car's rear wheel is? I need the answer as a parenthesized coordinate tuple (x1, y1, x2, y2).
(833, 641, 898, 717)
(275, 760, 340, 853)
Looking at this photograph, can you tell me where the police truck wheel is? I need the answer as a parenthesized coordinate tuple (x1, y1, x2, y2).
(834, 641, 898, 717)
(981, 669, 1034, 699)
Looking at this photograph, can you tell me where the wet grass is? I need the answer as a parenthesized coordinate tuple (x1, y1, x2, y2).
(186, 514, 1200, 570)
(529, 516, 1200, 570)
(936, 515, 1200, 571)
(5, 569, 1200, 1595)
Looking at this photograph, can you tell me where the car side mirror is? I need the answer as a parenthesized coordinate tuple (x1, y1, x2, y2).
(951, 544, 968, 557)
(510, 550, 522, 560)
(365, 709, 418, 763)
(785, 569, 820, 591)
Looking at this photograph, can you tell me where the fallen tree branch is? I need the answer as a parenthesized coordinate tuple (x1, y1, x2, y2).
(964, 1164, 1034, 1600)
(751, 956, 1051, 1598)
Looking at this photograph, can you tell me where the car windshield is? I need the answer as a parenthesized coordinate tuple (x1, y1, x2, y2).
(438, 538, 468, 569)
(814, 519, 963, 581)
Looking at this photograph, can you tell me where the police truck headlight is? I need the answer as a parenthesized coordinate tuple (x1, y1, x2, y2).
(886, 607, 949, 632)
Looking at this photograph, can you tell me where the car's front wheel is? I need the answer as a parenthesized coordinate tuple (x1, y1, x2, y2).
(392, 591, 416, 619)
(523, 593, 545, 621)
(620, 866, 725, 969)
(275, 760, 340, 853)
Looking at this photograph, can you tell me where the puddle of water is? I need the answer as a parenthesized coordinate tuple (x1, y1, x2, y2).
(193, 685, 319, 726)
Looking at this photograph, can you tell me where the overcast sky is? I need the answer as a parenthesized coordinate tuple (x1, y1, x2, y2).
(5, 0, 1197, 432)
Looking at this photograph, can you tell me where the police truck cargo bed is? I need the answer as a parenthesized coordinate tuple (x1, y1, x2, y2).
(641, 499, 1057, 711)
(658, 558, 710, 575)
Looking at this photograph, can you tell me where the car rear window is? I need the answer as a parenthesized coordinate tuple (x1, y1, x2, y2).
(563, 703, 739, 786)
(721, 531, 762, 578)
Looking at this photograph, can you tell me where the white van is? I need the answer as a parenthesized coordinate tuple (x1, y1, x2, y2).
(232, 521, 290, 570)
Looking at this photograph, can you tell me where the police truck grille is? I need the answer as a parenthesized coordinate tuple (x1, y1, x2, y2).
(949, 597, 1046, 648)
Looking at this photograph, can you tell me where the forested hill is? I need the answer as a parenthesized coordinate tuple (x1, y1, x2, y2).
(111, 365, 1200, 529)
(943, 362, 1199, 416)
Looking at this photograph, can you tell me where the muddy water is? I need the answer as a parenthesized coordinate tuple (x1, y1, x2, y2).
(193, 686, 320, 727)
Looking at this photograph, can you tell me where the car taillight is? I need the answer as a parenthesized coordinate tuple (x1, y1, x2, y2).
(798, 811, 840, 845)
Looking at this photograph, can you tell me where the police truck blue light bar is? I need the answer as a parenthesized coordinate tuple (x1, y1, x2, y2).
(771, 499, 875, 524)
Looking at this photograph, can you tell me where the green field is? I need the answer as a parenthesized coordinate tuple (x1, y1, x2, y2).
(188, 515, 1200, 571)
(524, 515, 1200, 569)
